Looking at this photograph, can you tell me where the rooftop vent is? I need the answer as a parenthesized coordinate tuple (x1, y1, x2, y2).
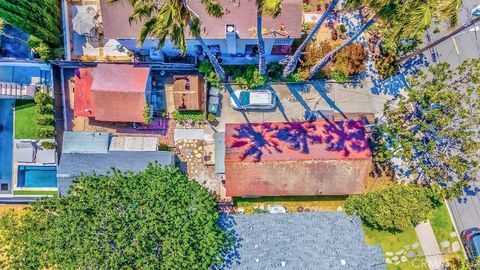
(226, 24, 235, 33)
(255, 258, 259, 263)
(340, 259, 346, 265)
(281, 261, 286, 267)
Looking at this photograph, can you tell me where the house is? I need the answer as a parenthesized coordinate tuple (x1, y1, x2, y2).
(57, 131, 174, 195)
(224, 120, 372, 197)
(73, 64, 151, 123)
(165, 75, 206, 114)
(0, 61, 51, 99)
(220, 212, 385, 270)
(98, 0, 303, 64)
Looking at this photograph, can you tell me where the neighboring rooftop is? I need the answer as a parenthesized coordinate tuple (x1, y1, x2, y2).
(99, 0, 303, 39)
(224, 120, 372, 197)
(62, 131, 110, 154)
(74, 64, 150, 123)
(172, 75, 205, 111)
(220, 212, 385, 270)
(57, 151, 174, 195)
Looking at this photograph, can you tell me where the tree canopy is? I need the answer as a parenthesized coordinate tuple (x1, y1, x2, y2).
(345, 184, 443, 231)
(373, 59, 480, 198)
(0, 165, 232, 270)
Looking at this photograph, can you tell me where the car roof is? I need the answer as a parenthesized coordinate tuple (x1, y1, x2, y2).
(249, 91, 272, 105)
(473, 235, 480, 253)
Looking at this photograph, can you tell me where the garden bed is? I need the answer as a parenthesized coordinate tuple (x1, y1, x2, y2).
(234, 195, 346, 214)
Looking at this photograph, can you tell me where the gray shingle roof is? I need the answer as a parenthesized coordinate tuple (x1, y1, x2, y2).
(219, 212, 386, 270)
(57, 151, 174, 195)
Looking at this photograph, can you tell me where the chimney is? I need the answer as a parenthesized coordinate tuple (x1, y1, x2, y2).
(225, 24, 237, 54)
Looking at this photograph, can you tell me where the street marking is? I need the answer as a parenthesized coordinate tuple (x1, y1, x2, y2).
(452, 37, 460, 55)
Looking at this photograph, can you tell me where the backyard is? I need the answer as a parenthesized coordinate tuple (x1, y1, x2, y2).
(14, 100, 38, 139)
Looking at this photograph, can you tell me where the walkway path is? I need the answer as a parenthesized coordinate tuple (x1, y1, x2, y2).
(415, 221, 445, 270)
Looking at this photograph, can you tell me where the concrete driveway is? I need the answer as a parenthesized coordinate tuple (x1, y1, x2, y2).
(211, 78, 391, 132)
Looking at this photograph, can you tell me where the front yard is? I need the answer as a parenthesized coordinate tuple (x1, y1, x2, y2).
(363, 225, 429, 270)
(14, 100, 38, 139)
(430, 204, 462, 255)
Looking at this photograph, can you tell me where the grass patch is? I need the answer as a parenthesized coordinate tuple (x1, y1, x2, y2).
(14, 100, 38, 139)
(430, 203, 459, 253)
(363, 225, 429, 270)
(234, 196, 346, 214)
(13, 190, 57, 196)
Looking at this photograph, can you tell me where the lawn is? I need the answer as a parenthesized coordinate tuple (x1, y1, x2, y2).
(14, 100, 38, 139)
(363, 225, 429, 270)
(430, 203, 460, 254)
(12, 190, 57, 196)
(234, 195, 346, 213)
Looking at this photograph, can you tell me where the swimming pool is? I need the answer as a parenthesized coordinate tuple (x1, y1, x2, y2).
(17, 165, 57, 188)
(0, 99, 14, 191)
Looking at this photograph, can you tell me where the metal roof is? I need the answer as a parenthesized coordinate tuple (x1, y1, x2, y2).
(218, 212, 386, 270)
(62, 131, 110, 154)
(57, 151, 174, 195)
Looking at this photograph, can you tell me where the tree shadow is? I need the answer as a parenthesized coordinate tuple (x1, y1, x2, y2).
(229, 120, 369, 161)
(310, 81, 347, 119)
(214, 214, 242, 270)
(285, 83, 312, 111)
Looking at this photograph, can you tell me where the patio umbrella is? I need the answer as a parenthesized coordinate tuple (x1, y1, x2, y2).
(72, 11, 96, 35)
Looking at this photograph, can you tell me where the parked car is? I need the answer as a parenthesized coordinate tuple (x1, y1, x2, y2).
(461, 227, 480, 261)
(230, 89, 276, 110)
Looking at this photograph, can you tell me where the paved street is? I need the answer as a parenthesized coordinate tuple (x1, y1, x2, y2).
(448, 183, 480, 235)
(424, 0, 480, 67)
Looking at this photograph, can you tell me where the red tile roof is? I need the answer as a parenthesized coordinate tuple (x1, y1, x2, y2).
(73, 64, 150, 123)
(100, 0, 303, 39)
(225, 120, 372, 197)
(73, 68, 95, 117)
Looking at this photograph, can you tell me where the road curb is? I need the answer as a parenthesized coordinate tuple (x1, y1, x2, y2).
(444, 199, 468, 259)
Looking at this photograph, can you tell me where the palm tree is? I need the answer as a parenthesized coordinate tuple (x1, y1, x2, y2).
(255, 0, 282, 75)
(108, 0, 226, 81)
(281, 0, 340, 79)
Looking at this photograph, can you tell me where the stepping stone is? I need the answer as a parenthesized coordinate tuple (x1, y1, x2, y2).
(451, 232, 458, 238)
(385, 252, 394, 257)
(395, 250, 405, 255)
(441, 241, 450, 248)
(452, 241, 461, 252)
(412, 242, 420, 249)
(417, 251, 424, 257)
(392, 256, 399, 262)
(401, 256, 407, 263)
(385, 258, 392, 264)
(408, 251, 415, 258)
(404, 244, 411, 250)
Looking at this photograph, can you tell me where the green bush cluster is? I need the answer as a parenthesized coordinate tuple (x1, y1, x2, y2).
(34, 92, 55, 138)
(330, 70, 349, 83)
(27, 36, 63, 61)
(143, 104, 152, 125)
(234, 65, 266, 89)
(40, 141, 55, 150)
(345, 184, 443, 232)
(172, 111, 215, 123)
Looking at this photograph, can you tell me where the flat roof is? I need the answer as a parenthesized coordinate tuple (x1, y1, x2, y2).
(62, 131, 110, 154)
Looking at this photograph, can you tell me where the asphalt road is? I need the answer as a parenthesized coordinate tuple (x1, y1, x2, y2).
(448, 183, 480, 235)
(424, 0, 480, 67)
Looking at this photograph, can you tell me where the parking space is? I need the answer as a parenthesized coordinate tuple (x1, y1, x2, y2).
(211, 78, 390, 132)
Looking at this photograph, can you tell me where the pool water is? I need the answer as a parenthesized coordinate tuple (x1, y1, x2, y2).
(0, 99, 14, 190)
(17, 165, 57, 188)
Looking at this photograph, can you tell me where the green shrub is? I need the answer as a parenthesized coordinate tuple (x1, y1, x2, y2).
(37, 126, 55, 138)
(199, 60, 221, 88)
(27, 36, 63, 61)
(374, 55, 399, 80)
(36, 104, 53, 115)
(330, 70, 349, 83)
(40, 141, 55, 150)
(302, 23, 312, 32)
(34, 92, 53, 106)
(235, 65, 266, 88)
(207, 113, 216, 122)
(285, 73, 302, 82)
(303, 4, 312, 12)
(143, 104, 151, 125)
(172, 111, 206, 123)
(36, 115, 54, 126)
(157, 143, 171, 151)
(337, 24, 347, 33)
(345, 184, 443, 231)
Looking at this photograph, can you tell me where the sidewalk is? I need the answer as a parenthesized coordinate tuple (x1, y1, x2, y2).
(415, 221, 445, 270)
